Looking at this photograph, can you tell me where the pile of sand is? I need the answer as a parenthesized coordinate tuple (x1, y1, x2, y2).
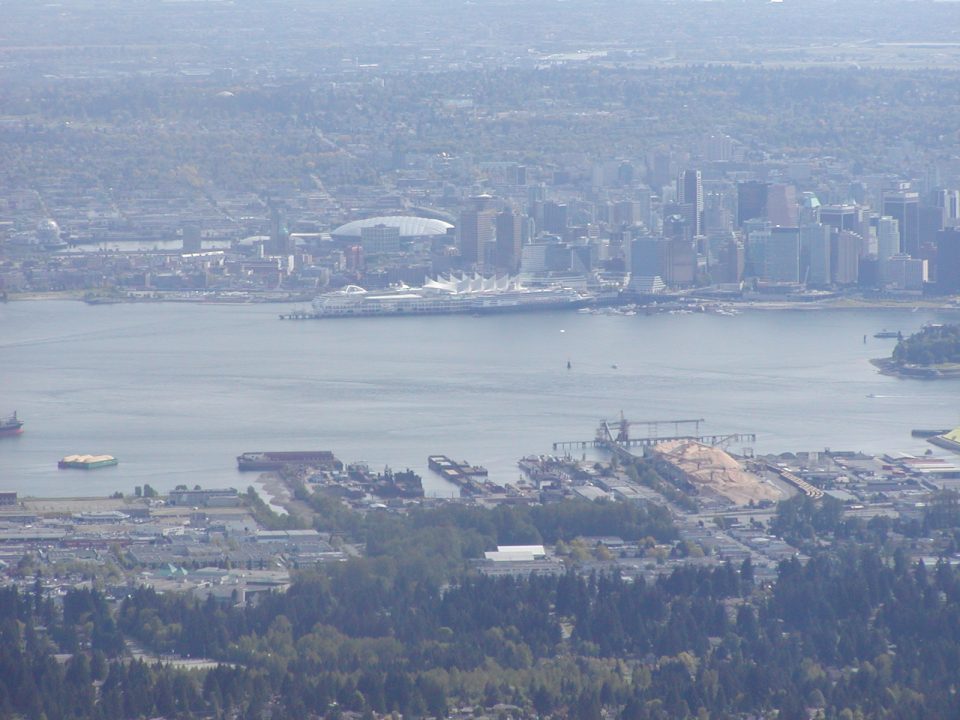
(653, 440, 783, 506)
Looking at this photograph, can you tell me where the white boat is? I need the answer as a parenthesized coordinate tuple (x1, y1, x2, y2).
(310, 275, 592, 318)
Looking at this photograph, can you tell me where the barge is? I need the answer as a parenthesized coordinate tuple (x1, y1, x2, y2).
(58, 454, 118, 470)
(237, 450, 343, 472)
(912, 428, 951, 438)
(427, 455, 490, 494)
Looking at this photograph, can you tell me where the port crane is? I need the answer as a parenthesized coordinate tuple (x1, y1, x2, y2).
(596, 414, 705, 445)
(554, 414, 756, 458)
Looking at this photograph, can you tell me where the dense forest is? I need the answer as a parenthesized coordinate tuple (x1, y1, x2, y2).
(3, 497, 960, 719)
(892, 323, 960, 366)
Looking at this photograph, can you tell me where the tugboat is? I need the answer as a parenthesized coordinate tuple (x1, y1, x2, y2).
(0, 412, 23, 437)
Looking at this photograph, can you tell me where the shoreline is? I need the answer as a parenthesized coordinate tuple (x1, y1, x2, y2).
(6, 290, 960, 313)
(870, 356, 960, 380)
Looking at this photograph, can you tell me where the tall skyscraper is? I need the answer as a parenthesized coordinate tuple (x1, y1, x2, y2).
(799, 192, 821, 226)
(766, 184, 798, 227)
(820, 204, 862, 236)
(269, 205, 292, 255)
(802, 224, 832, 286)
(717, 237, 744, 283)
(677, 169, 704, 237)
(458, 196, 497, 268)
(882, 187, 920, 256)
(876, 216, 901, 261)
(737, 181, 768, 227)
(832, 230, 861, 285)
(663, 207, 694, 245)
(764, 227, 801, 283)
(747, 227, 800, 283)
(650, 152, 672, 191)
(936, 229, 960, 294)
(542, 202, 569, 236)
(936, 189, 960, 227)
(919, 205, 945, 248)
(360, 224, 401, 256)
(611, 201, 636, 228)
(495, 208, 523, 273)
(703, 133, 734, 163)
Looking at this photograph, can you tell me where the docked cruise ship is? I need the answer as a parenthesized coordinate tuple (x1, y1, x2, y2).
(311, 275, 592, 318)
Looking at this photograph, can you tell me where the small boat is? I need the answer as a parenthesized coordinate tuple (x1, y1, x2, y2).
(0, 412, 23, 437)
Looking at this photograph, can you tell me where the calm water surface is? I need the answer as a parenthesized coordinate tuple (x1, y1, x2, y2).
(2, 301, 959, 497)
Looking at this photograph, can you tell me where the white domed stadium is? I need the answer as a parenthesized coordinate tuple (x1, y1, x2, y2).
(331, 216, 453, 242)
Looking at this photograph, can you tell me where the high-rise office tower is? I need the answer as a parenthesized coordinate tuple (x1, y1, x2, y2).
(936, 229, 960, 294)
(882, 187, 920, 256)
(717, 237, 745, 283)
(630, 236, 665, 280)
(935, 189, 960, 226)
(832, 231, 862, 285)
(458, 196, 497, 267)
(766, 184, 798, 227)
(495, 208, 524, 273)
(612, 201, 639, 228)
(764, 227, 801, 283)
(704, 133, 734, 163)
(876, 216, 901, 261)
(360, 224, 401, 256)
(677, 169, 704, 237)
(650, 152, 672, 191)
(799, 192, 821, 226)
(666, 237, 697, 286)
(269, 205, 292, 255)
(802, 224, 832, 286)
(737, 181, 768, 227)
(746, 227, 800, 283)
(628, 235, 694, 286)
(542, 201, 569, 235)
(663, 211, 693, 245)
(919, 205, 945, 248)
(820, 204, 862, 236)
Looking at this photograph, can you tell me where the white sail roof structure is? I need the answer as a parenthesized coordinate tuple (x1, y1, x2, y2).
(421, 274, 524, 295)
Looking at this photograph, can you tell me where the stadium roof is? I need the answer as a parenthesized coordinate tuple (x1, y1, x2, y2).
(332, 215, 453, 239)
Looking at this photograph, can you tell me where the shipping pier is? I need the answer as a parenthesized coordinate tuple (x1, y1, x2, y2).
(554, 416, 756, 460)
(428, 455, 494, 495)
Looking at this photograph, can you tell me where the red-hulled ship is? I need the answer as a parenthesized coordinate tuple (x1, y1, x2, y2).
(0, 412, 23, 437)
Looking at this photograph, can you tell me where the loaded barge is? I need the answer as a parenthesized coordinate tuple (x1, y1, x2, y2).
(428, 455, 491, 494)
(58, 454, 118, 470)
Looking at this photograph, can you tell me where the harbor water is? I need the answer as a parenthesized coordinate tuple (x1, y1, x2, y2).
(1, 300, 959, 498)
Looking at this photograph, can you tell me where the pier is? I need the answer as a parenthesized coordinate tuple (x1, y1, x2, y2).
(553, 415, 756, 460)
(279, 311, 318, 320)
(427, 455, 491, 495)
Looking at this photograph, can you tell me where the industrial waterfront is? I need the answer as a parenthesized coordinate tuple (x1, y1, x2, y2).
(2, 300, 959, 498)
